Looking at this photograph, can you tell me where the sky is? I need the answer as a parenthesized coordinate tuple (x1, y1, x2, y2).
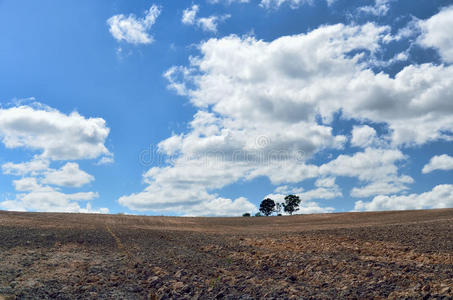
(1, 0, 453, 216)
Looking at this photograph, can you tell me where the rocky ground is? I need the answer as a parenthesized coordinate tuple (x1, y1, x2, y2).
(0, 209, 452, 299)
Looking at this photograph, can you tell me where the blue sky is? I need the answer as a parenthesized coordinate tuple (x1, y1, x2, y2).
(1, 0, 453, 215)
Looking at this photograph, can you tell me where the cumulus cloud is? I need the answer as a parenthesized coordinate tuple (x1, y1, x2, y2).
(197, 15, 231, 33)
(166, 24, 453, 148)
(1, 191, 106, 213)
(183, 197, 256, 216)
(358, 0, 391, 16)
(2, 169, 106, 213)
(319, 148, 412, 197)
(422, 154, 453, 174)
(259, 0, 337, 9)
(260, 0, 311, 9)
(42, 162, 94, 187)
(0, 104, 111, 161)
(350, 176, 413, 198)
(417, 5, 453, 63)
(354, 184, 453, 211)
(319, 148, 407, 188)
(350, 125, 379, 148)
(121, 11, 453, 215)
(0, 103, 111, 213)
(274, 185, 304, 195)
(96, 154, 114, 165)
(0, 177, 107, 213)
(107, 5, 161, 44)
(2, 158, 49, 176)
(182, 5, 199, 25)
(13, 177, 41, 192)
(118, 158, 258, 215)
(181, 5, 230, 33)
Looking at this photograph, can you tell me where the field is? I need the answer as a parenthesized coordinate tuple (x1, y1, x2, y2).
(0, 209, 452, 299)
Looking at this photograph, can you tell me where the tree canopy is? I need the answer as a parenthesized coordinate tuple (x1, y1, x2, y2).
(283, 194, 301, 215)
(259, 198, 276, 216)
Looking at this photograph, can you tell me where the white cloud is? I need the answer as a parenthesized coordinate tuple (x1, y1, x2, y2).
(13, 177, 41, 192)
(121, 17, 453, 215)
(350, 125, 379, 148)
(107, 5, 161, 44)
(319, 148, 412, 197)
(166, 24, 453, 148)
(1, 171, 105, 213)
(42, 162, 94, 188)
(259, 0, 337, 9)
(0, 104, 111, 161)
(300, 177, 342, 200)
(260, 0, 311, 9)
(182, 5, 199, 25)
(2, 158, 49, 176)
(271, 178, 341, 204)
(358, 0, 391, 17)
(0, 103, 110, 213)
(320, 148, 406, 182)
(350, 176, 413, 198)
(96, 154, 114, 165)
(197, 15, 231, 33)
(181, 5, 230, 33)
(183, 197, 256, 216)
(418, 5, 453, 63)
(422, 154, 453, 174)
(118, 158, 257, 214)
(274, 185, 304, 194)
(0, 183, 106, 213)
(354, 184, 453, 211)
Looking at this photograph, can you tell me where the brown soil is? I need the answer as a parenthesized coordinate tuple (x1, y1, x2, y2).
(0, 209, 452, 299)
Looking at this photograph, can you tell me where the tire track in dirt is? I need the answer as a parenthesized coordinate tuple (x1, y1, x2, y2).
(105, 224, 160, 299)
(105, 224, 132, 261)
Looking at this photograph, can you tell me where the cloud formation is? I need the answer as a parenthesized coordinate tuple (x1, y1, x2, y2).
(107, 5, 161, 44)
(422, 154, 453, 174)
(260, 0, 311, 9)
(0, 104, 111, 161)
(358, 0, 391, 16)
(181, 5, 230, 33)
(42, 162, 94, 188)
(182, 5, 199, 25)
(354, 184, 453, 211)
(1, 179, 106, 213)
(350, 125, 379, 148)
(120, 7, 453, 215)
(0, 103, 110, 213)
(418, 5, 453, 63)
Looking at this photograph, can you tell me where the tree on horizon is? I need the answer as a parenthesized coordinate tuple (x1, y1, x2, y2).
(283, 194, 301, 215)
(259, 198, 276, 216)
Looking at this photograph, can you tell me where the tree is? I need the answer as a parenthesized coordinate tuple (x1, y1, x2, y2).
(255, 212, 262, 217)
(283, 194, 301, 215)
(242, 212, 251, 217)
(259, 198, 276, 216)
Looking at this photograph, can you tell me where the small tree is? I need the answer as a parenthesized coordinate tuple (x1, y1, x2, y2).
(255, 212, 262, 217)
(259, 198, 276, 216)
(242, 212, 251, 217)
(283, 194, 301, 215)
